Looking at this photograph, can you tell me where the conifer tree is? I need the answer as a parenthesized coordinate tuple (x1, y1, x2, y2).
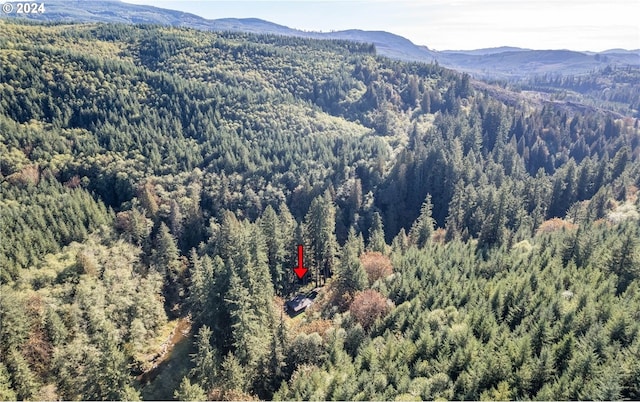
(260, 205, 286, 295)
(174, 377, 207, 401)
(152, 222, 181, 275)
(304, 190, 338, 286)
(5, 349, 38, 400)
(245, 226, 276, 333)
(335, 230, 368, 304)
(225, 269, 257, 367)
(445, 180, 468, 241)
(478, 190, 507, 251)
(220, 352, 248, 394)
(0, 363, 16, 401)
(607, 226, 639, 294)
(367, 212, 386, 253)
(187, 252, 225, 337)
(190, 325, 218, 391)
(168, 199, 183, 241)
(44, 306, 67, 347)
(391, 228, 410, 253)
(409, 194, 435, 248)
(256, 326, 287, 398)
(217, 210, 244, 263)
(84, 333, 131, 400)
(279, 202, 298, 294)
(152, 222, 183, 313)
(187, 250, 207, 325)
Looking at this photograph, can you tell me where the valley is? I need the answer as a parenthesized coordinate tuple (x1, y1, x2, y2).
(0, 10, 639, 401)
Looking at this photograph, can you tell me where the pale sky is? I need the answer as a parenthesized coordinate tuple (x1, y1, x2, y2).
(124, 0, 639, 51)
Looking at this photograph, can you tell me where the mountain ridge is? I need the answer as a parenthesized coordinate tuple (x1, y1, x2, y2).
(3, 0, 639, 78)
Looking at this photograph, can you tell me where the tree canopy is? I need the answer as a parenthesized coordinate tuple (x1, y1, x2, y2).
(1, 19, 638, 401)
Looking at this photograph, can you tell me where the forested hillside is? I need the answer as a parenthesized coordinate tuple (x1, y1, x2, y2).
(514, 65, 640, 118)
(1, 19, 639, 400)
(9, 0, 640, 79)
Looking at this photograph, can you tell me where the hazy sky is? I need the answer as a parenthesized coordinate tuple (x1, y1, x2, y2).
(124, 0, 639, 51)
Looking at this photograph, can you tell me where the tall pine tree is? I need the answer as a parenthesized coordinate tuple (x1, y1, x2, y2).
(304, 190, 338, 287)
(409, 194, 435, 248)
(335, 229, 368, 307)
(367, 212, 387, 253)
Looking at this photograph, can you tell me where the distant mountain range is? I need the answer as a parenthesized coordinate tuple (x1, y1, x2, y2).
(3, 0, 639, 78)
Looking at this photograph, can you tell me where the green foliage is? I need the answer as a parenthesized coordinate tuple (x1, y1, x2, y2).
(152, 222, 184, 314)
(286, 332, 326, 374)
(606, 223, 640, 295)
(190, 325, 219, 391)
(409, 194, 435, 248)
(0, 235, 167, 400)
(335, 230, 368, 302)
(174, 377, 207, 401)
(1, 18, 638, 402)
(225, 269, 263, 370)
(83, 333, 132, 400)
(120, 384, 142, 401)
(220, 352, 248, 394)
(368, 211, 387, 253)
(0, 363, 16, 401)
(519, 66, 640, 118)
(0, 176, 111, 282)
(276, 220, 640, 400)
(5, 349, 39, 400)
(260, 205, 288, 295)
(304, 191, 338, 287)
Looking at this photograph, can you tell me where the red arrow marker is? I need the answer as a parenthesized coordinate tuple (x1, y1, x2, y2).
(293, 244, 308, 280)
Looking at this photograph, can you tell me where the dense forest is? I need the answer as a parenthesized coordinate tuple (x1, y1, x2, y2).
(509, 65, 640, 118)
(1, 19, 639, 400)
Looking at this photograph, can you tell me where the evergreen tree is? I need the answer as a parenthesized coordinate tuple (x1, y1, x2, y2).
(478, 189, 507, 251)
(421, 91, 431, 114)
(279, 202, 298, 294)
(335, 230, 368, 305)
(0, 363, 16, 401)
(190, 325, 219, 391)
(152, 222, 183, 313)
(391, 228, 410, 253)
(224, 253, 271, 378)
(220, 352, 248, 394)
(256, 326, 287, 398)
(168, 199, 184, 241)
(84, 333, 131, 400)
(444, 180, 468, 242)
(152, 222, 181, 275)
(5, 349, 39, 400)
(246, 226, 276, 322)
(304, 190, 338, 287)
(119, 384, 142, 401)
(208, 255, 231, 351)
(187, 250, 207, 325)
(409, 194, 435, 248)
(44, 306, 68, 347)
(174, 377, 207, 401)
(607, 226, 639, 294)
(260, 205, 286, 295)
(367, 212, 387, 253)
(225, 269, 257, 367)
(189, 252, 224, 332)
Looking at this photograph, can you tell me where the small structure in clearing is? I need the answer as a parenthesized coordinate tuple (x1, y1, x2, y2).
(286, 289, 319, 316)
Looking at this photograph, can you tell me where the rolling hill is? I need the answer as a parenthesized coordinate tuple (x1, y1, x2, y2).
(1, 13, 639, 402)
(3, 0, 638, 78)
